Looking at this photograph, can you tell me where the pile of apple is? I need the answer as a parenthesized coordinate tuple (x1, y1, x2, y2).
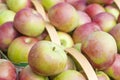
(0, 0, 120, 80)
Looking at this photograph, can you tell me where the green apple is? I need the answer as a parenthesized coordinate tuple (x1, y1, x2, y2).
(28, 40, 67, 76)
(0, 10, 15, 25)
(0, 3, 8, 12)
(73, 43, 82, 52)
(41, 0, 64, 11)
(96, 71, 110, 80)
(45, 31, 74, 49)
(7, 36, 38, 64)
(53, 70, 86, 80)
(6, 0, 32, 12)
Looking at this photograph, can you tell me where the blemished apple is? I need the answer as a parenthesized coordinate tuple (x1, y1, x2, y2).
(28, 40, 67, 76)
(0, 3, 8, 12)
(48, 2, 79, 32)
(72, 22, 101, 43)
(81, 31, 117, 70)
(85, 3, 105, 18)
(0, 9, 15, 25)
(53, 70, 86, 80)
(0, 21, 19, 52)
(45, 31, 74, 49)
(93, 12, 116, 32)
(109, 23, 120, 52)
(14, 8, 45, 37)
(105, 5, 120, 20)
(7, 36, 38, 64)
(0, 59, 17, 80)
(104, 54, 120, 80)
(96, 71, 110, 80)
(77, 10, 91, 26)
(19, 65, 49, 80)
(6, 0, 32, 12)
(87, 0, 113, 5)
(41, 0, 64, 11)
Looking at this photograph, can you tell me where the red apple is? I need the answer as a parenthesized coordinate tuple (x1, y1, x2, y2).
(6, 0, 32, 12)
(0, 10, 15, 25)
(93, 12, 116, 32)
(53, 70, 86, 80)
(77, 10, 91, 26)
(7, 36, 38, 64)
(14, 8, 45, 37)
(41, 0, 64, 11)
(104, 54, 120, 80)
(81, 31, 117, 70)
(105, 5, 119, 20)
(0, 22, 19, 52)
(72, 22, 101, 43)
(109, 23, 120, 53)
(28, 41, 67, 76)
(19, 65, 49, 80)
(85, 3, 105, 18)
(0, 59, 17, 80)
(48, 2, 79, 32)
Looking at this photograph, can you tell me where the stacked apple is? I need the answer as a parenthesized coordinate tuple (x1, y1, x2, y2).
(0, 0, 120, 80)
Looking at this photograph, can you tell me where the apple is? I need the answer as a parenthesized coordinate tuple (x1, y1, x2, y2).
(93, 12, 116, 32)
(41, 0, 64, 11)
(87, 0, 114, 5)
(72, 22, 101, 43)
(96, 71, 110, 80)
(105, 5, 120, 20)
(85, 3, 105, 18)
(77, 10, 91, 26)
(14, 8, 45, 37)
(48, 2, 79, 32)
(45, 31, 74, 49)
(0, 21, 19, 52)
(53, 70, 86, 80)
(19, 65, 49, 80)
(73, 43, 82, 52)
(0, 3, 8, 12)
(7, 36, 38, 64)
(0, 10, 15, 25)
(81, 31, 117, 70)
(28, 40, 67, 76)
(0, 59, 17, 80)
(104, 54, 120, 80)
(6, 0, 32, 12)
(109, 23, 120, 53)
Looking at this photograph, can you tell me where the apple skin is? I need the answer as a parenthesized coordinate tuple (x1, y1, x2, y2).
(6, 0, 32, 12)
(104, 54, 120, 80)
(53, 70, 86, 80)
(85, 3, 105, 18)
(0, 10, 15, 25)
(77, 10, 91, 26)
(19, 65, 49, 80)
(28, 40, 67, 76)
(45, 31, 74, 49)
(0, 59, 17, 80)
(41, 0, 64, 11)
(7, 36, 38, 64)
(93, 12, 116, 32)
(73, 43, 82, 52)
(72, 22, 101, 43)
(109, 23, 120, 53)
(14, 8, 45, 37)
(0, 22, 19, 52)
(81, 31, 117, 70)
(48, 2, 79, 32)
(96, 71, 110, 80)
(105, 5, 120, 20)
